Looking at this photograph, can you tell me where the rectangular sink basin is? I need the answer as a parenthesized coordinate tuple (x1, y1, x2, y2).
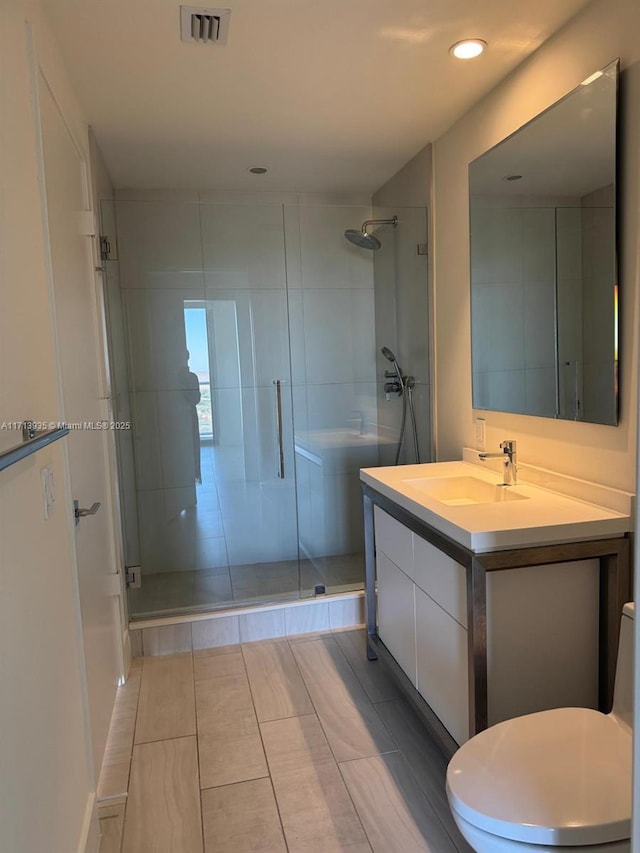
(403, 475, 529, 506)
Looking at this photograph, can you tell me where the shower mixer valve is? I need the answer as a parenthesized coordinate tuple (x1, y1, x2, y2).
(383, 373, 415, 396)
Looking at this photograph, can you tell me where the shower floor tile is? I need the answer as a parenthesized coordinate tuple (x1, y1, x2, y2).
(193, 568, 234, 606)
(129, 554, 363, 619)
(300, 552, 364, 593)
(128, 570, 196, 615)
(230, 560, 300, 601)
(129, 563, 298, 617)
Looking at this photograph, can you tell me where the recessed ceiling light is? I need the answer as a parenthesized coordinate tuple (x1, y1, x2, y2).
(449, 39, 487, 60)
(502, 174, 523, 182)
(248, 166, 268, 175)
(581, 70, 604, 86)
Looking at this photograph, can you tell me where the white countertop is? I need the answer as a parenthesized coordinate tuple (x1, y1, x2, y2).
(360, 460, 632, 553)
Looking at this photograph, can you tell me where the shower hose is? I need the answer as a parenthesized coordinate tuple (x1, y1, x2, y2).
(394, 376, 421, 466)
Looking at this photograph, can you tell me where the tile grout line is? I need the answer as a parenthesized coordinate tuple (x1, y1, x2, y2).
(190, 650, 206, 853)
(285, 634, 374, 851)
(332, 630, 394, 705)
(336, 659, 464, 853)
(127, 733, 200, 746)
(294, 630, 420, 848)
(118, 659, 145, 851)
(335, 760, 377, 853)
(240, 641, 291, 853)
(131, 732, 198, 748)
(198, 774, 270, 793)
(327, 632, 400, 745)
(370, 696, 469, 852)
(336, 748, 400, 766)
(395, 751, 464, 853)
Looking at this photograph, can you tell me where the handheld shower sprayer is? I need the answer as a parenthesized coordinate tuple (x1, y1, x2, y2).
(381, 346, 403, 391)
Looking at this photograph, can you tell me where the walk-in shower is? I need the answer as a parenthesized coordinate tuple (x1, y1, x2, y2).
(97, 193, 431, 620)
(100, 197, 386, 619)
(344, 216, 398, 250)
(381, 346, 421, 465)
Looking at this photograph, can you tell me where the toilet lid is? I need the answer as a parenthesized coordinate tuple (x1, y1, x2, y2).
(447, 707, 631, 846)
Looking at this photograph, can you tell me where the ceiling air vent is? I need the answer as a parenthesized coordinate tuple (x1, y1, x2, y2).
(180, 6, 230, 45)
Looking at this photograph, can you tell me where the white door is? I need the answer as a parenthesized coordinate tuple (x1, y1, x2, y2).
(38, 72, 121, 776)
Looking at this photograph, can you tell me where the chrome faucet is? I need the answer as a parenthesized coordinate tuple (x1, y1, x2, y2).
(479, 440, 518, 486)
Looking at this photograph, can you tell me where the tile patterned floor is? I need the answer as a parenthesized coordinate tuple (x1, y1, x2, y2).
(98, 628, 473, 853)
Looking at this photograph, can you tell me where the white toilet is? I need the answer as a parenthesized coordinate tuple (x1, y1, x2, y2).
(446, 603, 634, 852)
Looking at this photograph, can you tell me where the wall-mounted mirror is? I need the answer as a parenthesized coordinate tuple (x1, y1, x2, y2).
(469, 59, 618, 425)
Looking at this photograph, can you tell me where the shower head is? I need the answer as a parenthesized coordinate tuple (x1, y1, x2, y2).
(344, 216, 398, 250)
(381, 346, 397, 363)
(381, 345, 403, 380)
(344, 229, 381, 250)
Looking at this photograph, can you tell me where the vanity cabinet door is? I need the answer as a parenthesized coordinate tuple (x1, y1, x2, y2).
(377, 551, 416, 684)
(374, 506, 414, 578)
(415, 586, 469, 744)
(414, 536, 467, 627)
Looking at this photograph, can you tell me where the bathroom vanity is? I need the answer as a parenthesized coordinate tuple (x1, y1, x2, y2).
(361, 455, 631, 753)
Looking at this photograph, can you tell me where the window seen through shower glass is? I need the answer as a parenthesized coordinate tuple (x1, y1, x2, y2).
(183, 304, 212, 440)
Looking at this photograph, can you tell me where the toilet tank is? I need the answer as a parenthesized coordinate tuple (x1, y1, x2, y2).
(611, 602, 634, 730)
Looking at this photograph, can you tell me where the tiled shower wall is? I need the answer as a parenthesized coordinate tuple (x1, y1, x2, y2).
(373, 144, 432, 465)
(287, 202, 379, 564)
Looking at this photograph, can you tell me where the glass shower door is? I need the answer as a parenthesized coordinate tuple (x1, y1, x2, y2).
(286, 203, 379, 598)
(107, 198, 300, 617)
(199, 201, 299, 602)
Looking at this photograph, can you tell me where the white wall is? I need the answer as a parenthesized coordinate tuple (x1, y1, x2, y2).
(0, 1, 100, 850)
(432, 0, 640, 491)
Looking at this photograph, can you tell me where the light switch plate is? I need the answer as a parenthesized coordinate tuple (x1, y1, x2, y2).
(475, 417, 486, 452)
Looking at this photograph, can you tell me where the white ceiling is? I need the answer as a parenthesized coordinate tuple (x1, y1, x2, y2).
(40, 0, 592, 194)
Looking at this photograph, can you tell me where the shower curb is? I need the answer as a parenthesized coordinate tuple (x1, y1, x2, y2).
(129, 590, 365, 656)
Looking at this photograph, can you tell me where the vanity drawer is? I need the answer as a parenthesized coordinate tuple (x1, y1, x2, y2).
(414, 535, 467, 627)
(374, 506, 414, 579)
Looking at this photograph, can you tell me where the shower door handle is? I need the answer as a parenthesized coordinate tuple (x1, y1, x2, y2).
(273, 379, 285, 479)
